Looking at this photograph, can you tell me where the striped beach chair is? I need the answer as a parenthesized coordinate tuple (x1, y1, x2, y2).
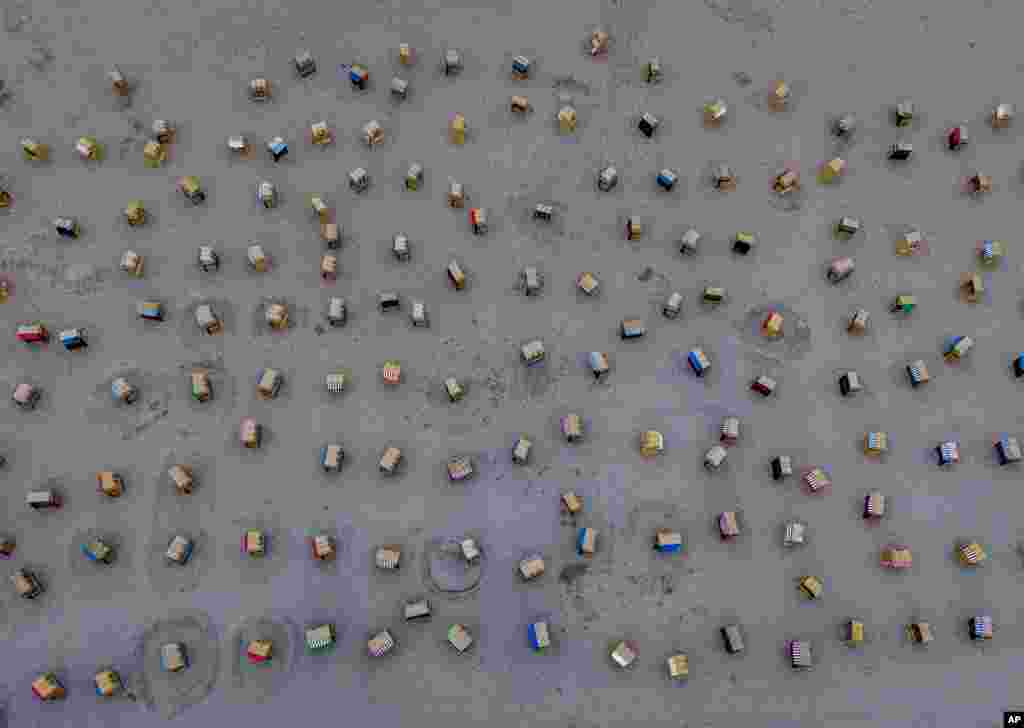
(864, 432, 888, 456)
(783, 521, 805, 547)
(803, 467, 830, 493)
(375, 545, 401, 570)
(702, 286, 724, 304)
(863, 491, 886, 519)
(771, 455, 793, 481)
(720, 416, 740, 445)
(325, 372, 345, 394)
(381, 360, 402, 385)
(979, 239, 1004, 264)
(788, 640, 812, 669)
(958, 541, 986, 567)
(970, 615, 993, 640)
(368, 630, 395, 657)
(242, 529, 266, 557)
(937, 441, 960, 467)
(306, 624, 336, 652)
(906, 360, 930, 387)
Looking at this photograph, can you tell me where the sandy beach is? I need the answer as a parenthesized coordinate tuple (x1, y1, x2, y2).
(1, 0, 1024, 725)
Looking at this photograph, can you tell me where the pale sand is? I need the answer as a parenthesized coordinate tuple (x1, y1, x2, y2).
(1, 0, 1024, 726)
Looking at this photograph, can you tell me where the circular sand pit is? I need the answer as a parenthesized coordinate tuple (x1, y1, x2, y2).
(144, 527, 213, 597)
(223, 615, 296, 705)
(422, 534, 485, 598)
(503, 183, 568, 241)
(176, 356, 238, 420)
(177, 296, 235, 349)
(137, 610, 219, 720)
(84, 365, 172, 441)
(2, 560, 57, 622)
(67, 527, 127, 579)
(251, 295, 305, 338)
(735, 302, 813, 360)
(227, 514, 289, 587)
